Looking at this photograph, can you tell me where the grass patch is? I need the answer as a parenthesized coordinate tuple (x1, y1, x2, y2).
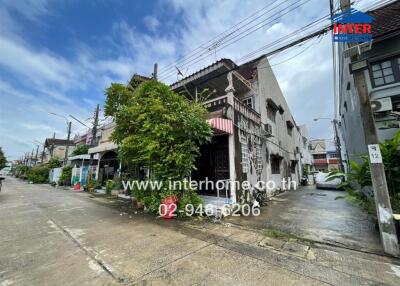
(261, 228, 314, 245)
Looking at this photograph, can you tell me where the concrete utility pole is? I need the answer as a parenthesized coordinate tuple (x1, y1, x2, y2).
(331, 120, 344, 171)
(353, 70, 399, 256)
(91, 104, 99, 147)
(35, 145, 39, 165)
(64, 121, 72, 165)
(153, 63, 158, 80)
(51, 132, 55, 158)
(339, 0, 399, 256)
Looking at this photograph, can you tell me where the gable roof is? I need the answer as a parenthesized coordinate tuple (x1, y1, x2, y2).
(333, 8, 374, 24)
(170, 58, 236, 90)
(44, 138, 74, 148)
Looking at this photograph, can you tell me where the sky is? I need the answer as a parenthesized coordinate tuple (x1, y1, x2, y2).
(0, 0, 378, 160)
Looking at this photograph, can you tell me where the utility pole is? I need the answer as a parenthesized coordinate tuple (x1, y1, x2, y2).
(153, 63, 158, 80)
(91, 104, 99, 147)
(64, 121, 72, 165)
(30, 148, 34, 167)
(35, 145, 39, 165)
(332, 120, 344, 171)
(339, 0, 399, 256)
(88, 104, 100, 182)
(50, 132, 55, 158)
(41, 145, 45, 163)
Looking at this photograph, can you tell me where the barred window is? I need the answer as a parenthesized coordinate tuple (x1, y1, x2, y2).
(241, 136, 249, 173)
(271, 155, 280, 174)
(256, 145, 262, 173)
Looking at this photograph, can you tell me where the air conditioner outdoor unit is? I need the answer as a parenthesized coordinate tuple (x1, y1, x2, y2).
(371, 98, 393, 113)
(261, 123, 273, 137)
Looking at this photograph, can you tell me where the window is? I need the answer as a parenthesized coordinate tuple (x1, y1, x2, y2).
(370, 57, 400, 87)
(313, 154, 326, 159)
(290, 161, 297, 174)
(286, 121, 294, 136)
(267, 104, 276, 123)
(255, 145, 262, 173)
(242, 97, 253, 108)
(271, 155, 280, 174)
(267, 99, 278, 123)
(241, 136, 249, 173)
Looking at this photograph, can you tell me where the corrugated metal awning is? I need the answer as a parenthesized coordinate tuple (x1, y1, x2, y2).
(207, 118, 233, 135)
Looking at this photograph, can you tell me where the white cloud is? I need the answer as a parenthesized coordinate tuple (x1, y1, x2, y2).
(144, 15, 160, 32)
(2, 0, 381, 159)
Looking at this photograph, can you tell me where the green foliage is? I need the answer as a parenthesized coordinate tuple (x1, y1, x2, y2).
(105, 80, 212, 214)
(87, 178, 100, 192)
(328, 130, 400, 213)
(104, 83, 133, 117)
(27, 165, 49, 183)
(47, 157, 61, 168)
(105, 180, 113, 195)
(71, 144, 89, 156)
(14, 165, 29, 179)
(380, 131, 400, 197)
(59, 166, 72, 186)
(0, 147, 7, 170)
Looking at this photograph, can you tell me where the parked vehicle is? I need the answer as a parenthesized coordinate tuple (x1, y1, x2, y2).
(301, 175, 308, 186)
(253, 185, 269, 206)
(0, 177, 4, 192)
(315, 172, 342, 190)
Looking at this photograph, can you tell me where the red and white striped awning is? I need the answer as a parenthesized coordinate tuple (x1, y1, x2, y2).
(207, 118, 233, 135)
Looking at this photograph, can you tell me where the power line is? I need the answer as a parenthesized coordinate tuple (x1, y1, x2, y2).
(159, 0, 313, 80)
(158, 0, 295, 75)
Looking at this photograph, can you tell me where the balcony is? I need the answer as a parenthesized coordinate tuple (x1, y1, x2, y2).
(202, 95, 261, 125)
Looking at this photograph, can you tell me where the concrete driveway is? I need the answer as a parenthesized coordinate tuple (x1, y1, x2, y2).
(226, 185, 382, 253)
(1, 177, 399, 286)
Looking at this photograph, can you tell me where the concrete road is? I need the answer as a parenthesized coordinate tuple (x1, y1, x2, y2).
(1, 177, 400, 286)
(226, 185, 382, 252)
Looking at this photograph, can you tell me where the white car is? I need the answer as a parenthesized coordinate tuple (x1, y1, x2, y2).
(315, 172, 342, 190)
(0, 167, 11, 176)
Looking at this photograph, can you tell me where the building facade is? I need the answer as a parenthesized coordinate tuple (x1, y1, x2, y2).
(337, 2, 400, 163)
(171, 55, 309, 204)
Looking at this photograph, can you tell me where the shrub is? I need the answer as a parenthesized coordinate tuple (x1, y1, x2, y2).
(59, 166, 72, 186)
(27, 165, 49, 183)
(47, 157, 61, 168)
(87, 178, 100, 192)
(105, 180, 113, 195)
(327, 130, 400, 213)
(14, 165, 29, 179)
(72, 144, 89, 156)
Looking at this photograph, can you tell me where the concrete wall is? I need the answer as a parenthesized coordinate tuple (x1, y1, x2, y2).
(233, 56, 303, 200)
(338, 35, 400, 164)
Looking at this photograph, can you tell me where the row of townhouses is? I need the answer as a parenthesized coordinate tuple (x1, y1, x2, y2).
(34, 55, 316, 205)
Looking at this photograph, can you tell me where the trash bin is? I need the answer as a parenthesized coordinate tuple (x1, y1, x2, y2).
(160, 195, 178, 219)
(73, 181, 81, 191)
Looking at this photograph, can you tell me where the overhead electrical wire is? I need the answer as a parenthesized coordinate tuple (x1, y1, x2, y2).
(158, 0, 293, 74)
(158, 0, 314, 80)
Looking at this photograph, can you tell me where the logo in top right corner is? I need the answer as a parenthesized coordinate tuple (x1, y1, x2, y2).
(332, 8, 374, 43)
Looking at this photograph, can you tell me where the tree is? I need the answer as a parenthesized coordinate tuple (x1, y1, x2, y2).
(104, 83, 133, 117)
(105, 80, 212, 213)
(0, 147, 6, 170)
(72, 144, 89, 156)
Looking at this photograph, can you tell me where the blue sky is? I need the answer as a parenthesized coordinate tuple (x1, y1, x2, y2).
(0, 0, 376, 160)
